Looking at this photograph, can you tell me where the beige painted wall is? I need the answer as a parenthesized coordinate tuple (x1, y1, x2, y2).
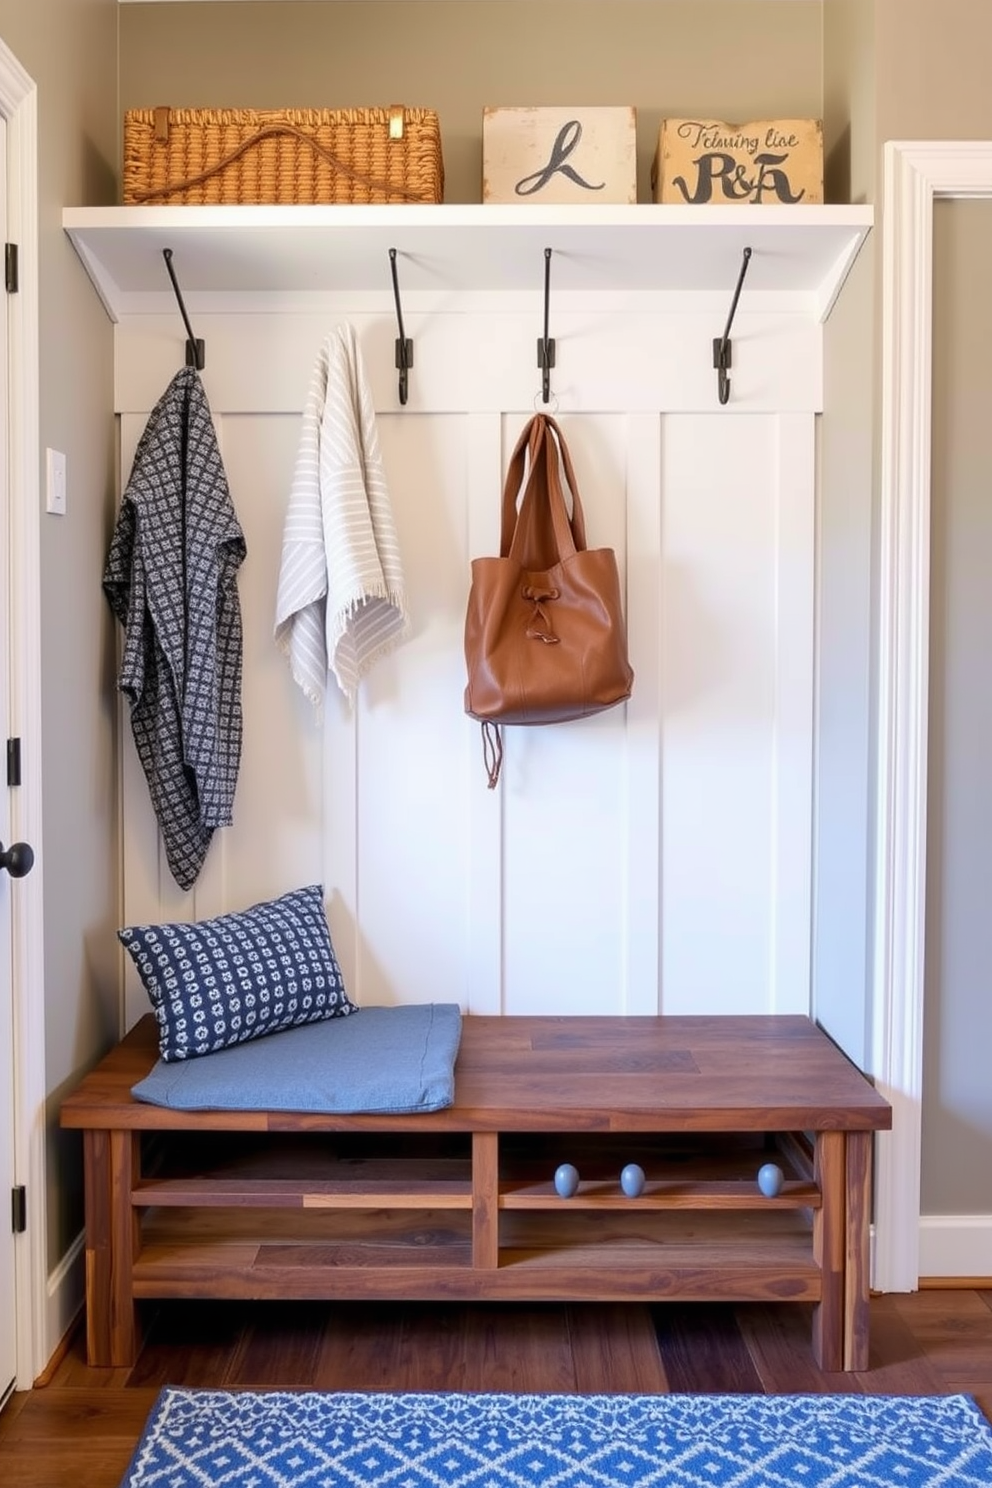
(875, 0, 992, 143)
(823, 0, 875, 205)
(872, 0, 992, 1218)
(0, 0, 119, 1272)
(118, 0, 825, 204)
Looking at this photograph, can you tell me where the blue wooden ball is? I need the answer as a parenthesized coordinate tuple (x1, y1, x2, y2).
(620, 1163, 645, 1197)
(554, 1162, 580, 1198)
(757, 1162, 784, 1198)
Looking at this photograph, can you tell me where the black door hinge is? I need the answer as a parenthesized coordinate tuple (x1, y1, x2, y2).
(6, 738, 21, 788)
(11, 1186, 26, 1235)
(5, 243, 18, 294)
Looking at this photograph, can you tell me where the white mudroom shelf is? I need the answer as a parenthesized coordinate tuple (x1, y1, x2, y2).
(63, 202, 872, 320)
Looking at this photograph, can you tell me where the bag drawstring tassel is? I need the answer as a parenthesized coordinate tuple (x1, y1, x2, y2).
(481, 721, 504, 790)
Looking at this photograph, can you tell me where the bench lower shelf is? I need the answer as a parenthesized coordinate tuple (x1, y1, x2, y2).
(132, 1204, 820, 1303)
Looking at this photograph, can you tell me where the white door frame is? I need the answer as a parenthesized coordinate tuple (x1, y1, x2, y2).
(0, 41, 45, 1388)
(871, 140, 992, 1292)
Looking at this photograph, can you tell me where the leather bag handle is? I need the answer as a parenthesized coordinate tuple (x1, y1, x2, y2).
(502, 414, 587, 567)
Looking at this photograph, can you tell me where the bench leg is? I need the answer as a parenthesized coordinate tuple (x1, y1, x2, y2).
(843, 1129, 873, 1371)
(812, 1129, 845, 1371)
(472, 1132, 499, 1269)
(83, 1128, 140, 1368)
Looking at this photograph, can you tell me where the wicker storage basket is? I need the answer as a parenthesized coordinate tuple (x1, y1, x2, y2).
(123, 106, 444, 205)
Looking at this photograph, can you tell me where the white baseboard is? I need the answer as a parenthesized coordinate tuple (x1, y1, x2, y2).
(918, 1214, 992, 1280)
(43, 1233, 85, 1379)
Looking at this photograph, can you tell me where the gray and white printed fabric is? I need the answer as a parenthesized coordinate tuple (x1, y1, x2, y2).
(104, 367, 247, 891)
(274, 322, 409, 711)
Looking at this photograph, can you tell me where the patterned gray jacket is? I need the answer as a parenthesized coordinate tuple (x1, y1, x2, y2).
(104, 367, 247, 890)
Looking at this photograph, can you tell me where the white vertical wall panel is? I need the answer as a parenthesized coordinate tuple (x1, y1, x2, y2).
(218, 414, 327, 901)
(771, 415, 815, 1013)
(334, 413, 473, 1009)
(118, 411, 203, 1028)
(500, 415, 632, 1017)
(464, 414, 506, 1016)
(114, 310, 818, 1027)
(623, 415, 664, 1015)
(658, 413, 813, 1015)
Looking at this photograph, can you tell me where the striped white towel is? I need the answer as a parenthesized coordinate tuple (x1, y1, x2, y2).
(275, 324, 409, 710)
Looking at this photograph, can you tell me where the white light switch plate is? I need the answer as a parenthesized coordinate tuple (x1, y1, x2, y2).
(46, 447, 67, 516)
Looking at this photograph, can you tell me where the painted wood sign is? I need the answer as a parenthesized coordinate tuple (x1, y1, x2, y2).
(483, 106, 637, 204)
(653, 117, 823, 205)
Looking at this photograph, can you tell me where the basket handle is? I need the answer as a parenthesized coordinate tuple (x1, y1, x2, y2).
(130, 120, 437, 205)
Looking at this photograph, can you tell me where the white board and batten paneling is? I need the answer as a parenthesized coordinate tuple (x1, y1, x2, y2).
(66, 204, 871, 1028)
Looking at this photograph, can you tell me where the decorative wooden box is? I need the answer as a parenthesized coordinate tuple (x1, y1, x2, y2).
(652, 118, 823, 205)
(483, 106, 637, 205)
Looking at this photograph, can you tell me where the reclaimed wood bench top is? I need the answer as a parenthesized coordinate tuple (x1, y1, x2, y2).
(60, 1012, 891, 1136)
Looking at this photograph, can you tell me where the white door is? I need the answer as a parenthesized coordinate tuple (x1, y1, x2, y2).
(0, 110, 17, 1406)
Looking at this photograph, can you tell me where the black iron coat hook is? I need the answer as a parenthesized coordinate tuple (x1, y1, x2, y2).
(389, 248, 413, 405)
(537, 247, 556, 404)
(713, 245, 753, 405)
(162, 248, 205, 370)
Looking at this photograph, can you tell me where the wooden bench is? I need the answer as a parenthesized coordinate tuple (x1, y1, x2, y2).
(60, 1012, 891, 1371)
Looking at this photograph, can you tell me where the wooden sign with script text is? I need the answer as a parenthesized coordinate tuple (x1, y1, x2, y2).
(484, 106, 637, 205)
(652, 118, 823, 205)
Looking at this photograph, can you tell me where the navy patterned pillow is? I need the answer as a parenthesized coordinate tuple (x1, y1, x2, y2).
(119, 884, 356, 1062)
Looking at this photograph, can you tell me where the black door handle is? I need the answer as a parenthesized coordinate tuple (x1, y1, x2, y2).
(0, 840, 34, 878)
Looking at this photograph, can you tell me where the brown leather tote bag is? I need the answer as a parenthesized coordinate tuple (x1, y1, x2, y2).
(464, 414, 634, 785)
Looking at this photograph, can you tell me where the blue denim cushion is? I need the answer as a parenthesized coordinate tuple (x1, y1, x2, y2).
(119, 884, 355, 1061)
(131, 1003, 462, 1113)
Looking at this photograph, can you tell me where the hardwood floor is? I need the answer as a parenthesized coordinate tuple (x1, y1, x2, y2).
(2, 1291, 992, 1486)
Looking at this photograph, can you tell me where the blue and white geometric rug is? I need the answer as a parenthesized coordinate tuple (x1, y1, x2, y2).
(119, 1387, 992, 1488)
